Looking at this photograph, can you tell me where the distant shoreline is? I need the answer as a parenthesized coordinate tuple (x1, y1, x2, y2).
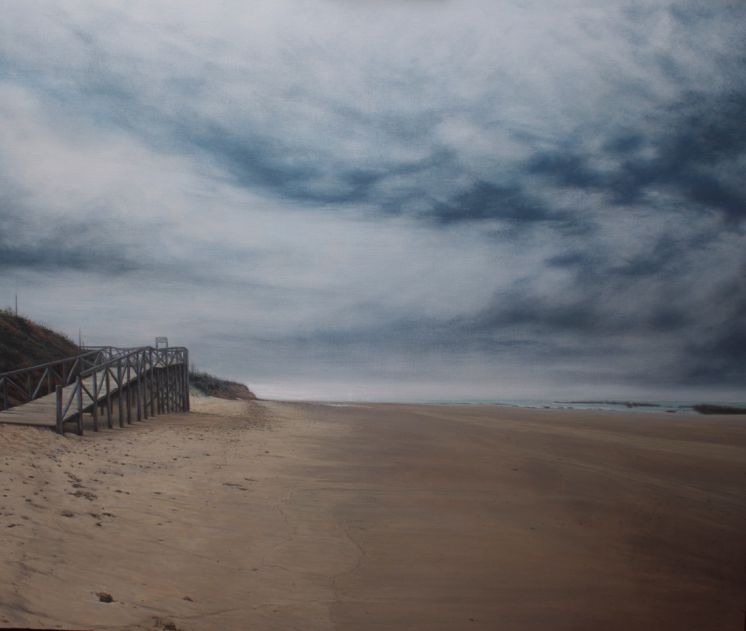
(276, 398, 746, 415)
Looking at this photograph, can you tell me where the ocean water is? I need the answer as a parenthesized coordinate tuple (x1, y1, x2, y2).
(410, 399, 746, 415)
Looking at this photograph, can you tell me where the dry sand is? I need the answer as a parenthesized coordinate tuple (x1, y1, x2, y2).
(0, 398, 744, 630)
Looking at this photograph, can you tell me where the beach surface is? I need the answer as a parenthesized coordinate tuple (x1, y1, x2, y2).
(0, 399, 744, 630)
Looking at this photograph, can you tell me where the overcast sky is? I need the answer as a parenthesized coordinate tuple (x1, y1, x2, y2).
(1, 1, 744, 401)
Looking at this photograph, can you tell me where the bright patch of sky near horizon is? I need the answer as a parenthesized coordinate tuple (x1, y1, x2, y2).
(1, 1, 745, 401)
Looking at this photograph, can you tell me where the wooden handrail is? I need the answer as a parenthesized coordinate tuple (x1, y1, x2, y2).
(0, 349, 101, 379)
(0, 345, 188, 413)
(53, 345, 189, 435)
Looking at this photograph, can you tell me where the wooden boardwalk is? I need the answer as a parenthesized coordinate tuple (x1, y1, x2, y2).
(0, 346, 189, 434)
(0, 369, 127, 428)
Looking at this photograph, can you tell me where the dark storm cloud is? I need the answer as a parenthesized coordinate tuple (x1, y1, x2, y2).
(526, 89, 746, 223)
(171, 83, 746, 233)
(551, 233, 707, 281)
(526, 152, 602, 189)
(0, 240, 138, 274)
(615, 91, 746, 220)
(430, 181, 562, 225)
(681, 275, 746, 385)
(0, 204, 140, 274)
(184, 124, 394, 205)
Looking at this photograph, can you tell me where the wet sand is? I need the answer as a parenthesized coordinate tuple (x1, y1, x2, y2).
(0, 399, 744, 630)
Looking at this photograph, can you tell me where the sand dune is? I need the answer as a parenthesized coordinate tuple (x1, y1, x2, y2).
(0, 399, 744, 630)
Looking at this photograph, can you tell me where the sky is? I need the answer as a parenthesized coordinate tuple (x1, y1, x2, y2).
(1, 1, 745, 401)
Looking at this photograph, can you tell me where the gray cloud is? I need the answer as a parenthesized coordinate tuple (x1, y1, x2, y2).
(0, 1, 744, 400)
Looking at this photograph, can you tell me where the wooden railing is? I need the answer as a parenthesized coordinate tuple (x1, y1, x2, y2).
(0, 347, 122, 411)
(0, 345, 189, 434)
(55, 346, 189, 435)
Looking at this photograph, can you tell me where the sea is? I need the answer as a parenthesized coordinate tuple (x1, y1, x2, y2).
(403, 399, 746, 415)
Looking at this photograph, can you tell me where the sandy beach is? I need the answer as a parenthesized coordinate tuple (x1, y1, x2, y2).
(1, 399, 744, 630)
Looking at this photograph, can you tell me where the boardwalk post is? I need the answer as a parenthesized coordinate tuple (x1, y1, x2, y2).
(125, 360, 132, 424)
(177, 357, 182, 412)
(153, 359, 159, 415)
(172, 362, 177, 412)
(177, 360, 183, 412)
(92, 371, 99, 432)
(176, 360, 181, 412)
(117, 359, 125, 428)
(105, 367, 113, 429)
(56, 385, 63, 434)
(149, 348, 156, 417)
(144, 350, 151, 415)
(141, 352, 149, 420)
(76, 376, 84, 436)
(168, 361, 173, 413)
(166, 361, 171, 414)
(135, 354, 143, 422)
(181, 359, 185, 411)
(185, 349, 190, 412)
(168, 360, 173, 414)
(2, 379, 7, 411)
(156, 355, 163, 415)
(172, 361, 178, 412)
(165, 356, 171, 414)
(182, 354, 188, 412)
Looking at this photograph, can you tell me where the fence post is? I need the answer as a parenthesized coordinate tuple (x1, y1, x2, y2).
(56, 385, 63, 434)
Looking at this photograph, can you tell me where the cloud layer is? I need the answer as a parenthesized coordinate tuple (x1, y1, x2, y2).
(1, 1, 745, 400)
